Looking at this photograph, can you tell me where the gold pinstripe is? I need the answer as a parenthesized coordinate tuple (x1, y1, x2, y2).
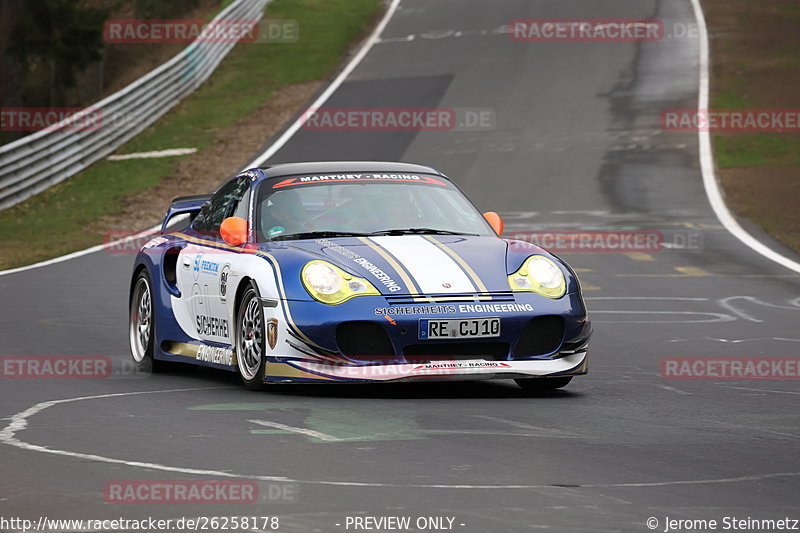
(265, 361, 335, 381)
(357, 237, 423, 297)
(423, 235, 491, 297)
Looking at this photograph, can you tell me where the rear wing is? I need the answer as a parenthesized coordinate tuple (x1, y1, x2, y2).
(161, 194, 210, 233)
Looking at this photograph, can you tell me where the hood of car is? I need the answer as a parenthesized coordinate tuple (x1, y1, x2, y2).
(269, 235, 516, 297)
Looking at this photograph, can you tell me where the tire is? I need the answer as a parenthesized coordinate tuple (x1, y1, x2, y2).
(235, 281, 267, 390)
(129, 270, 168, 372)
(514, 376, 573, 393)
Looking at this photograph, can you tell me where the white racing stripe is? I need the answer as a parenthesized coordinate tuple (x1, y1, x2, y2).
(369, 236, 475, 293)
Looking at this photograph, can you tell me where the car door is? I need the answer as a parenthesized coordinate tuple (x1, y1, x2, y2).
(177, 176, 251, 345)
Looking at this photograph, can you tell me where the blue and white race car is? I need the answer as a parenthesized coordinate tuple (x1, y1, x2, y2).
(129, 162, 591, 391)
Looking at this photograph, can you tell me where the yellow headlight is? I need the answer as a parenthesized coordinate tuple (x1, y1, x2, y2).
(508, 256, 566, 298)
(301, 260, 380, 305)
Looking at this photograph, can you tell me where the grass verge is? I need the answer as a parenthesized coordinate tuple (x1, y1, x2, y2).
(704, 0, 800, 252)
(0, 0, 381, 270)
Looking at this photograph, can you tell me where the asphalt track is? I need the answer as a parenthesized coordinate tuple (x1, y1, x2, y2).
(2, 1, 800, 532)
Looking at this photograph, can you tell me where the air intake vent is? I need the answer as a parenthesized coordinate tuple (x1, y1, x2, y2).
(336, 322, 395, 362)
(513, 316, 565, 357)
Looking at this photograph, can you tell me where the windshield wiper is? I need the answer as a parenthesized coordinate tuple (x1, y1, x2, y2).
(368, 228, 479, 236)
(270, 230, 371, 241)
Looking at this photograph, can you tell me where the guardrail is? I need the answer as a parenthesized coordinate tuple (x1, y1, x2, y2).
(0, 0, 269, 210)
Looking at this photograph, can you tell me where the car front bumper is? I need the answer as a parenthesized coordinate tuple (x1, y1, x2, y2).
(265, 350, 587, 383)
(265, 291, 591, 383)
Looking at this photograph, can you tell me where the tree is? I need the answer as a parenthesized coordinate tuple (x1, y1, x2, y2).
(7, 0, 109, 107)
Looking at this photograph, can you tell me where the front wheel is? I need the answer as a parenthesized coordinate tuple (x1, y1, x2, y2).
(236, 282, 267, 390)
(514, 376, 572, 393)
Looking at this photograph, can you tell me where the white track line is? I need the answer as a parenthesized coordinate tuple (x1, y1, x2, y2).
(0, 0, 402, 278)
(689, 0, 800, 274)
(3, 389, 799, 489)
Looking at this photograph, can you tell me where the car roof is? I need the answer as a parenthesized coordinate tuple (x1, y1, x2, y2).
(258, 161, 445, 179)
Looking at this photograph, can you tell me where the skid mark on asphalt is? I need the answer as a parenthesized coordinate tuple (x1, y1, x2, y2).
(376, 24, 511, 44)
(719, 386, 800, 397)
(469, 415, 587, 439)
(702, 417, 800, 441)
(249, 419, 343, 442)
(656, 384, 692, 395)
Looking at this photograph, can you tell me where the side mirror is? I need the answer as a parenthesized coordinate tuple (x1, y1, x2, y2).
(220, 217, 248, 246)
(483, 211, 504, 236)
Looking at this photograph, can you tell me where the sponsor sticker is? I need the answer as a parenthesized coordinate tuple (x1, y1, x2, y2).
(219, 264, 231, 302)
(317, 239, 403, 293)
(373, 303, 535, 315)
(413, 361, 511, 372)
(196, 345, 234, 366)
(273, 174, 447, 189)
(267, 318, 279, 350)
(268, 226, 285, 237)
(192, 253, 222, 282)
(238, 169, 260, 181)
(196, 315, 229, 338)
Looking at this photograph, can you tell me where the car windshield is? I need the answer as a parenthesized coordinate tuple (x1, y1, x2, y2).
(254, 174, 493, 241)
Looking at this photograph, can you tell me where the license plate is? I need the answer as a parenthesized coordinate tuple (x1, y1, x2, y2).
(419, 317, 501, 340)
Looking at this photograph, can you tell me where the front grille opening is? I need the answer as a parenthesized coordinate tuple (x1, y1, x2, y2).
(404, 342, 509, 363)
(336, 322, 395, 363)
(513, 316, 565, 357)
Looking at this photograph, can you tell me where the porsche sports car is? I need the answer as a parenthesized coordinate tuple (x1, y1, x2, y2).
(129, 162, 591, 391)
